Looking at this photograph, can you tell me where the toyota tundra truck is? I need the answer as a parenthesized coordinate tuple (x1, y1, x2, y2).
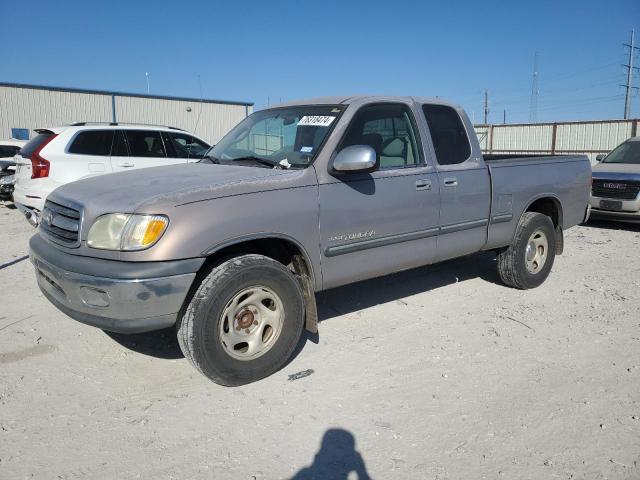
(28, 96, 592, 385)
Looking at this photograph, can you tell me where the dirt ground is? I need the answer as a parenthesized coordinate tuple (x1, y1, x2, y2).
(1, 200, 639, 480)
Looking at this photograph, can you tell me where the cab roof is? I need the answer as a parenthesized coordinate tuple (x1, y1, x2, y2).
(272, 95, 462, 110)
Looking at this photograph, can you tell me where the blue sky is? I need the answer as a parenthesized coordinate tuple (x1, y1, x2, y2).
(1, 0, 639, 123)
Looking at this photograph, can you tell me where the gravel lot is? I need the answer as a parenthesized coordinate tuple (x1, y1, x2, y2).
(1, 200, 639, 480)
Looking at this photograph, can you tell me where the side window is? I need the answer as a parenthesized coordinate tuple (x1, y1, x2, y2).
(124, 130, 166, 157)
(340, 103, 421, 169)
(422, 104, 471, 165)
(167, 132, 210, 159)
(111, 131, 129, 156)
(0, 145, 20, 157)
(68, 130, 114, 156)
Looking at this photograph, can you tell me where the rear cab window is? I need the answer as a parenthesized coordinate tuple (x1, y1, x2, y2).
(422, 104, 471, 165)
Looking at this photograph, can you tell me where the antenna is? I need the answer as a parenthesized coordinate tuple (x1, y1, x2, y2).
(529, 52, 539, 122)
(192, 74, 204, 135)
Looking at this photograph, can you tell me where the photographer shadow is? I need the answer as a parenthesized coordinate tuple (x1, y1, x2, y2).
(290, 428, 371, 480)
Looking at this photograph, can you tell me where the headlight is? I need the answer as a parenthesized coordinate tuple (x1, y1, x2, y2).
(87, 214, 169, 251)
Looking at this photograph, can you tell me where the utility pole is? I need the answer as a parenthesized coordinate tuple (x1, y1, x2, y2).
(503, 109, 506, 124)
(145, 72, 150, 94)
(622, 29, 639, 119)
(529, 52, 539, 123)
(484, 90, 489, 124)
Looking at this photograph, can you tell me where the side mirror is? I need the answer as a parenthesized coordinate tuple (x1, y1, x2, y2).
(332, 145, 377, 173)
(595, 154, 605, 162)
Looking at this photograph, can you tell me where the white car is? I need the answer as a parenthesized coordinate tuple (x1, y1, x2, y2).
(13, 123, 210, 223)
(0, 139, 27, 199)
(0, 138, 26, 161)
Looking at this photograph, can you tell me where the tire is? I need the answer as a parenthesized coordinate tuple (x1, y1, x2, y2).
(497, 212, 556, 290)
(177, 254, 305, 386)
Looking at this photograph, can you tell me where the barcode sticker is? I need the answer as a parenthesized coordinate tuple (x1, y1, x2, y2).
(297, 116, 336, 127)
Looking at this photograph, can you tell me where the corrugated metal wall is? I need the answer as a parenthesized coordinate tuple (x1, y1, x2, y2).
(475, 119, 639, 163)
(0, 85, 113, 135)
(0, 84, 252, 145)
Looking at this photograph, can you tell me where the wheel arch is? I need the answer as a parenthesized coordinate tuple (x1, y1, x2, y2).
(197, 233, 319, 333)
(515, 194, 564, 254)
(523, 194, 563, 228)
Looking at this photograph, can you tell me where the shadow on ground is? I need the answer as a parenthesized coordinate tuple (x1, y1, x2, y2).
(316, 251, 499, 322)
(106, 251, 500, 361)
(103, 327, 183, 359)
(290, 428, 371, 480)
(585, 219, 640, 233)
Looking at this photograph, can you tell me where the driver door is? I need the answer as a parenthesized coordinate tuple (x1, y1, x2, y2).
(318, 102, 441, 290)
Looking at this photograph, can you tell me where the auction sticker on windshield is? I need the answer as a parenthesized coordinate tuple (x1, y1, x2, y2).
(297, 116, 336, 127)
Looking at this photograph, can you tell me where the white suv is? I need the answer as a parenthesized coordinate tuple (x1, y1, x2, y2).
(13, 123, 210, 223)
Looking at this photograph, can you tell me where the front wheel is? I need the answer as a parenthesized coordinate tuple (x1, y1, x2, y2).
(497, 212, 556, 289)
(177, 254, 305, 386)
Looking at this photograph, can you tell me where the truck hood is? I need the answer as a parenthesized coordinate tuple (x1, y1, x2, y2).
(592, 162, 640, 181)
(48, 163, 311, 215)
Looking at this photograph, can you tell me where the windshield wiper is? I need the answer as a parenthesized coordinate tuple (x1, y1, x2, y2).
(230, 156, 282, 169)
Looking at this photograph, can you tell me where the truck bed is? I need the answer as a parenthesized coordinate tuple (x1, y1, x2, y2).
(483, 153, 592, 250)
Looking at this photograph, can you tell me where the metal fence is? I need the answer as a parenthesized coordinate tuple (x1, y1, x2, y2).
(474, 119, 640, 163)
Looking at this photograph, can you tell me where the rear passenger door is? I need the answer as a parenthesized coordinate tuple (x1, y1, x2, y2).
(67, 130, 113, 178)
(421, 104, 491, 261)
(115, 130, 185, 171)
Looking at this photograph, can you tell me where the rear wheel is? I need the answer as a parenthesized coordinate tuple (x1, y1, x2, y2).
(497, 212, 556, 289)
(177, 254, 305, 386)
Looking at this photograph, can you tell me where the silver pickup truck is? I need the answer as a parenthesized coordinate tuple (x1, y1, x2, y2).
(29, 96, 591, 385)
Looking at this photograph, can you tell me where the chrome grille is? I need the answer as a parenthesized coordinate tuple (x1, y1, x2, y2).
(592, 179, 640, 201)
(39, 200, 82, 247)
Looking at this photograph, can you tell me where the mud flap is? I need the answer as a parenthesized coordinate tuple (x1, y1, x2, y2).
(555, 225, 564, 255)
(291, 255, 318, 333)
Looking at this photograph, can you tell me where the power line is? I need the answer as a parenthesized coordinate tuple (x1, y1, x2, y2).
(484, 89, 489, 124)
(622, 29, 640, 119)
(529, 52, 539, 122)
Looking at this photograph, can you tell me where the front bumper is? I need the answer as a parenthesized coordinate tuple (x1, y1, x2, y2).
(589, 195, 640, 223)
(589, 208, 640, 223)
(29, 234, 204, 333)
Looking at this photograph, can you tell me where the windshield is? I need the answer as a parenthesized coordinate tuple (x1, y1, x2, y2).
(602, 140, 640, 164)
(203, 105, 344, 169)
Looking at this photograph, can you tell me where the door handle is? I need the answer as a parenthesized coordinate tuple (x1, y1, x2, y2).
(443, 177, 458, 187)
(415, 179, 432, 191)
(118, 162, 135, 168)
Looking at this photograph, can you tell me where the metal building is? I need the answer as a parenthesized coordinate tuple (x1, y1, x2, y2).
(0, 82, 253, 144)
(475, 119, 640, 164)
